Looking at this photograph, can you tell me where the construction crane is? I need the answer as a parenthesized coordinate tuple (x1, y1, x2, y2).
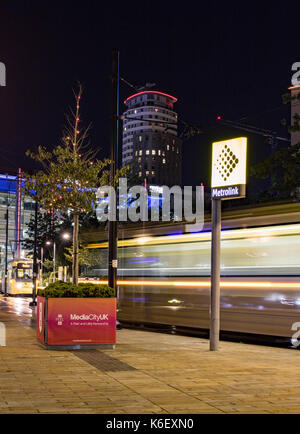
(216, 116, 290, 153)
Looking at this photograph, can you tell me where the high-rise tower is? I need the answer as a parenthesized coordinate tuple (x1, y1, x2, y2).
(122, 89, 182, 186)
(289, 84, 300, 146)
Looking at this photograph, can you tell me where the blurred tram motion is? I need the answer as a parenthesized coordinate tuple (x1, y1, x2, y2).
(84, 204, 300, 340)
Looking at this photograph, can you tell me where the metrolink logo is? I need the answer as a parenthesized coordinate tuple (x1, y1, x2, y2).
(214, 143, 239, 182)
(0, 62, 6, 86)
(70, 313, 109, 321)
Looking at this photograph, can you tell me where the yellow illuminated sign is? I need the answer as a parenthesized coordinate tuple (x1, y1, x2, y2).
(211, 137, 247, 199)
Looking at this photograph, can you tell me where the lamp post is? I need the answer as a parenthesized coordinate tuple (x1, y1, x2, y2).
(40, 247, 43, 282)
(61, 232, 71, 281)
(29, 200, 38, 307)
(4, 199, 9, 297)
(108, 49, 119, 293)
(46, 240, 56, 283)
(45, 232, 71, 283)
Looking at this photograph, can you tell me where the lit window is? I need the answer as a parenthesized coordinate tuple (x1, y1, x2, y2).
(167, 145, 170, 150)
(146, 150, 150, 155)
(152, 150, 156, 155)
(139, 136, 142, 142)
(138, 172, 142, 177)
(158, 150, 161, 156)
(152, 171, 155, 175)
(163, 159, 166, 164)
(139, 150, 142, 156)
(146, 170, 149, 175)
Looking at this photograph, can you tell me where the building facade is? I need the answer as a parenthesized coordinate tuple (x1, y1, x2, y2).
(0, 172, 36, 266)
(289, 84, 300, 146)
(122, 90, 182, 186)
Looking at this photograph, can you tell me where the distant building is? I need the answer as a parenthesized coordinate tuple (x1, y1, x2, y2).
(122, 89, 182, 186)
(289, 84, 300, 146)
(0, 172, 36, 265)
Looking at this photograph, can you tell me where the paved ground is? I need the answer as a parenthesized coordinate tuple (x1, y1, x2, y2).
(0, 295, 300, 414)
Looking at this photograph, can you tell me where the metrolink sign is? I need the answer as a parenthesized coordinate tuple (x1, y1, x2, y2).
(210, 137, 247, 352)
(211, 137, 247, 199)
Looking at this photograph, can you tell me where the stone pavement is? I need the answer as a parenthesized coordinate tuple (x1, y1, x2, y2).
(1, 295, 300, 414)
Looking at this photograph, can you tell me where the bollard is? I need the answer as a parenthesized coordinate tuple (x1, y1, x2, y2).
(0, 322, 6, 346)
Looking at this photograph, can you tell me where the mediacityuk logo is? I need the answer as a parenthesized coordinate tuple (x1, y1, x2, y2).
(0, 62, 6, 87)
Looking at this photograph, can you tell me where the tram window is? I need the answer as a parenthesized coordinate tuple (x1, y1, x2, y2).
(16, 267, 32, 280)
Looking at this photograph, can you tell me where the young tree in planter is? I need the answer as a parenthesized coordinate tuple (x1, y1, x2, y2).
(23, 84, 110, 285)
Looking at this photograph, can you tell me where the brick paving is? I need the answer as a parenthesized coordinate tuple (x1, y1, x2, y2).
(0, 295, 300, 414)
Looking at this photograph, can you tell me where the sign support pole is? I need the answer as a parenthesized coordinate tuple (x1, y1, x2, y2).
(210, 137, 247, 351)
(210, 197, 221, 351)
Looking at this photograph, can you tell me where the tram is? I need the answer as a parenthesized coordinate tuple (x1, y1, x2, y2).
(0, 258, 34, 295)
(82, 202, 300, 340)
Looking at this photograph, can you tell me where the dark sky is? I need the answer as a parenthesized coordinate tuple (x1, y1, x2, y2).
(0, 1, 298, 186)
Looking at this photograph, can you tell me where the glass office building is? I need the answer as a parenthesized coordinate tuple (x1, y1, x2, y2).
(0, 172, 36, 266)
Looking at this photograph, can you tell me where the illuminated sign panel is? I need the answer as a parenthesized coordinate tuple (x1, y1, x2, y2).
(211, 137, 247, 199)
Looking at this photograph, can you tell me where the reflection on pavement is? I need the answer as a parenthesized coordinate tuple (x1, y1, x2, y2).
(0, 295, 36, 328)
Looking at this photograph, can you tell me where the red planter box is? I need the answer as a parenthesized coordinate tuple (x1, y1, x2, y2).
(37, 296, 116, 349)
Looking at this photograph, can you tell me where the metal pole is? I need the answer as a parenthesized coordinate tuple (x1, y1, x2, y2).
(30, 200, 38, 306)
(40, 247, 43, 282)
(53, 241, 56, 283)
(108, 49, 119, 293)
(15, 168, 22, 258)
(4, 199, 9, 296)
(210, 198, 221, 351)
(64, 266, 67, 282)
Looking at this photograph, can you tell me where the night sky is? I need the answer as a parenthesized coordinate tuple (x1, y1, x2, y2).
(0, 1, 298, 188)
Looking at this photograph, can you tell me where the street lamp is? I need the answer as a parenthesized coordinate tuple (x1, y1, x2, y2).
(46, 240, 56, 282)
(45, 233, 71, 283)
